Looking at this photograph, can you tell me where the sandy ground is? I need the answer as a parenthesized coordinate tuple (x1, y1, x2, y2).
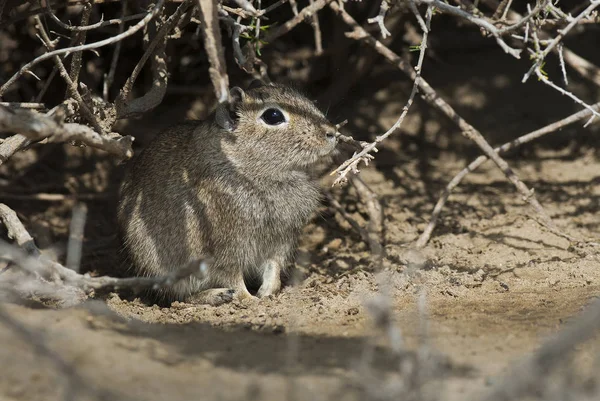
(1, 44, 600, 401)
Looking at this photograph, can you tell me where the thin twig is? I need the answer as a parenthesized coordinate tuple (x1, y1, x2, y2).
(330, 1, 565, 244)
(331, 3, 433, 186)
(413, 0, 522, 58)
(263, 0, 333, 46)
(415, 101, 600, 248)
(325, 191, 371, 244)
(103, 0, 127, 100)
(67, 0, 93, 94)
(368, 0, 392, 39)
(0, 0, 165, 97)
(219, 7, 249, 67)
(523, 0, 600, 82)
(534, 70, 600, 122)
(44, 0, 105, 32)
(309, 0, 324, 54)
(0, 239, 210, 298)
(34, 15, 104, 134)
(351, 175, 384, 258)
(0, 102, 46, 109)
(116, 1, 193, 119)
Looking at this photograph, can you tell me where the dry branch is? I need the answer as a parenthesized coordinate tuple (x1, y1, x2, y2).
(0, 0, 165, 97)
(0, 202, 208, 304)
(325, 191, 371, 245)
(351, 176, 384, 258)
(413, 0, 524, 58)
(198, 0, 230, 103)
(115, 0, 193, 119)
(416, 101, 600, 248)
(44, 0, 107, 32)
(34, 15, 104, 134)
(0, 204, 40, 257)
(0, 134, 30, 167)
(66, 1, 92, 91)
(523, 0, 600, 82)
(330, 2, 432, 186)
(0, 239, 209, 302)
(262, 0, 333, 47)
(0, 106, 133, 160)
(330, 2, 565, 244)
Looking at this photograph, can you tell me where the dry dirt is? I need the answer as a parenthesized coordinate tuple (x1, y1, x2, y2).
(1, 46, 600, 401)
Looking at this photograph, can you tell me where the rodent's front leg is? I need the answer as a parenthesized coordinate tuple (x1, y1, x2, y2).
(256, 259, 282, 298)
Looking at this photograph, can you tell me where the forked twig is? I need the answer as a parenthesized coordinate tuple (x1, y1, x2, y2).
(330, 2, 567, 244)
(0, 0, 165, 97)
(415, 101, 600, 248)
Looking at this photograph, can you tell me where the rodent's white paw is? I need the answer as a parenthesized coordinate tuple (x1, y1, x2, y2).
(257, 280, 281, 298)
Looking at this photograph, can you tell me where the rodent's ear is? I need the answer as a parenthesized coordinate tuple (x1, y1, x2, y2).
(215, 87, 246, 132)
(230, 86, 246, 103)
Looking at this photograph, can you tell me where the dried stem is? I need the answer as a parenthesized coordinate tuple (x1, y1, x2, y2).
(331, 2, 564, 243)
(0, 134, 30, 168)
(351, 176, 384, 258)
(413, 0, 523, 58)
(103, 0, 127, 100)
(325, 191, 371, 245)
(44, 0, 104, 32)
(309, 0, 324, 54)
(416, 101, 600, 248)
(523, 0, 600, 82)
(0, 239, 209, 300)
(330, 2, 432, 186)
(0, 0, 165, 97)
(67, 0, 93, 94)
(0, 203, 41, 257)
(34, 15, 104, 134)
(368, 0, 392, 39)
(197, 0, 230, 103)
(66, 203, 87, 273)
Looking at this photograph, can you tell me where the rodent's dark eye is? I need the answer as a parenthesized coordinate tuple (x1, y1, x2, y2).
(261, 108, 286, 125)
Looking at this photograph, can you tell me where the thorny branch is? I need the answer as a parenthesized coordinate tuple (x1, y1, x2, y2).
(522, 0, 600, 82)
(331, 1, 575, 245)
(412, 0, 524, 58)
(330, 2, 432, 187)
(416, 101, 600, 248)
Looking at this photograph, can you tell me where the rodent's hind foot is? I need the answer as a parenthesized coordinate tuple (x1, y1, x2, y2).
(256, 279, 281, 298)
(186, 288, 235, 306)
(256, 260, 282, 298)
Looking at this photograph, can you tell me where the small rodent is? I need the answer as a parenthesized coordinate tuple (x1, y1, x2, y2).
(117, 81, 337, 305)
